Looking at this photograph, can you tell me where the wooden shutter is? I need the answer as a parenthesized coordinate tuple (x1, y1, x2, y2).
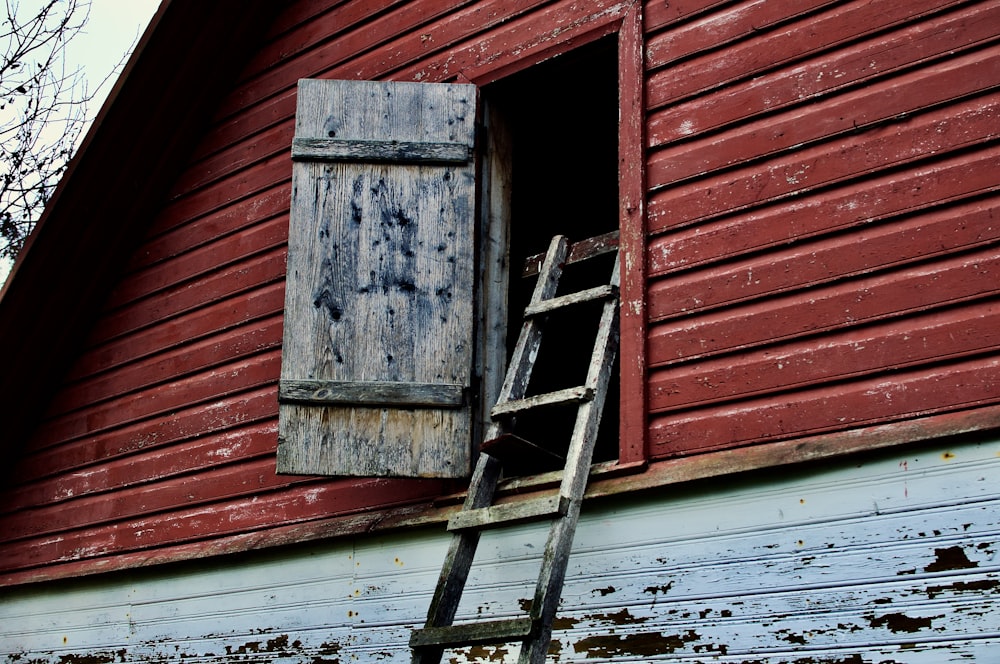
(277, 79, 477, 478)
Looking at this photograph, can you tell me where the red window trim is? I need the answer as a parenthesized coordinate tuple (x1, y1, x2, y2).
(616, 2, 648, 465)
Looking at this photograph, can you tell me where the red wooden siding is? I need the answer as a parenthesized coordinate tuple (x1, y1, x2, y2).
(0, 0, 637, 584)
(1, 0, 997, 583)
(645, 0, 1000, 458)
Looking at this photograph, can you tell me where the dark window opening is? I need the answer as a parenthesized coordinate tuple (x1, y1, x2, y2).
(482, 37, 621, 467)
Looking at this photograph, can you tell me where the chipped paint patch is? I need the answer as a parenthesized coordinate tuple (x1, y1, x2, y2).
(552, 615, 581, 630)
(924, 545, 979, 573)
(926, 578, 1000, 599)
(457, 644, 510, 662)
(573, 629, 699, 657)
(586, 607, 650, 626)
(54, 654, 118, 664)
(866, 612, 941, 633)
(643, 581, 673, 595)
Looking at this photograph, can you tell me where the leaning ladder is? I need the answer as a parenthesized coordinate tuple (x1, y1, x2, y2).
(410, 233, 620, 663)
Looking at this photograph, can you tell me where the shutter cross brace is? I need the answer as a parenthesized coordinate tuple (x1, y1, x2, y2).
(410, 233, 620, 664)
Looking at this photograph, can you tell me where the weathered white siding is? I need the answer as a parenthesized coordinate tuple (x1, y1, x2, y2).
(2, 437, 997, 662)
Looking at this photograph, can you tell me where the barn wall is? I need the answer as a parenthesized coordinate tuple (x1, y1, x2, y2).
(644, 0, 1000, 458)
(1, 0, 998, 582)
(0, 0, 637, 584)
(2, 437, 997, 662)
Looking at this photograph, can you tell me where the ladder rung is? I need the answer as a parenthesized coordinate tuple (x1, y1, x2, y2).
(480, 434, 564, 476)
(523, 284, 617, 317)
(448, 494, 569, 532)
(410, 617, 536, 649)
(522, 230, 619, 277)
(491, 386, 593, 417)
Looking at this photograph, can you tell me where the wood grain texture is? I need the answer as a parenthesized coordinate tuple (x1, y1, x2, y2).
(279, 379, 464, 407)
(277, 79, 477, 479)
(291, 138, 472, 163)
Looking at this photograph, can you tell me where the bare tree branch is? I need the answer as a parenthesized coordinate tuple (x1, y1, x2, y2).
(1, 0, 94, 261)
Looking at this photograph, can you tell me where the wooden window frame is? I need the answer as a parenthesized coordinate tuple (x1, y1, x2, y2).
(470, 3, 647, 471)
(616, 5, 648, 467)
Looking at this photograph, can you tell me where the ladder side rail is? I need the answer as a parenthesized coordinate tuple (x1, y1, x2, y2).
(486, 235, 569, 440)
(558, 251, 620, 504)
(412, 454, 503, 664)
(520, 252, 621, 664)
(521, 314, 620, 664)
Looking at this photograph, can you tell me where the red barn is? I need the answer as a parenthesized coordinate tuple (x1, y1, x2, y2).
(1, 0, 997, 661)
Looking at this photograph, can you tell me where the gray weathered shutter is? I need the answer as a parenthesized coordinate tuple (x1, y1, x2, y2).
(277, 79, 477, 478)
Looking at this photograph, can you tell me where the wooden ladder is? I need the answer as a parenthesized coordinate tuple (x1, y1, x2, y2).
(410, 233, 620, 663)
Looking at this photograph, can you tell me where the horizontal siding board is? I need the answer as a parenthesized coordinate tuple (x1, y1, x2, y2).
(397, 0, 631, 84)
(198, 0, 406, 139)
(648, 196, 1000, 321)
(46, 317, 283, 418)
(4, 422, 278, 510)
(0, 457, 303, 544)
(649, 356, 1000, 457)
(647, 2, 1000, 146)
(648, 145, 1000, 274)
(649, 248, 1000, 366)
(127, 183, 291, 269)
(646, 0, 965, 109)
(158, 152, 290, 234)
(642, 2, 999, 471)
(549, 592, 998, 659)
(169, 121, 294, 201)
(648, 91, 1000, 227)
(85, 247, 286, 344)
(102, 216, 288, 312)
(195, 93, 299, 177)
(238, 0, 405, 91)
(649, 50, 1000, 186)
(0, 479, 446, 576)
(650, 302, 1000, 414)
(216, 0, 484, 121)
(643, 0, 733, 32)
(33, 352, 280, 449)
(260, 0, 347, 41)
(17, 389, 278, 482)
(645, 0, 841, 72)
(68, 282, 284, 382)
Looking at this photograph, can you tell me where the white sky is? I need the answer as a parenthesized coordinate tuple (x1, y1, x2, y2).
(1, 0, 161, 285)
(68, 0, 162, 108)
